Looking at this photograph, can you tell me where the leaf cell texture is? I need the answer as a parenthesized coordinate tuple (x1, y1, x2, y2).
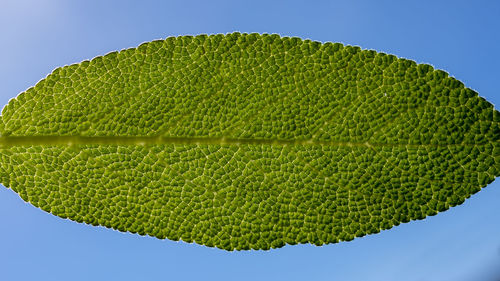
(0, 33, 498, 250)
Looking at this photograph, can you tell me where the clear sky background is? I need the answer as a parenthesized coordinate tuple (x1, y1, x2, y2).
(0, 1, 499, 280)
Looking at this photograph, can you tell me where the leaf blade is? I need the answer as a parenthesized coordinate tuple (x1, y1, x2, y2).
(0, 33, 498, 250)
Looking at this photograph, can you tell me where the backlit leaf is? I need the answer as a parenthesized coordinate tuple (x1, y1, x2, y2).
(0, 33, 498, 250)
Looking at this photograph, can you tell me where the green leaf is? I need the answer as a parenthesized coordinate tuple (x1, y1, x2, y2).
(0, 32, 498, 250)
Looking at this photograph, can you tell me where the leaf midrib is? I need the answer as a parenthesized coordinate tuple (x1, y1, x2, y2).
(0, 136, 488, 148)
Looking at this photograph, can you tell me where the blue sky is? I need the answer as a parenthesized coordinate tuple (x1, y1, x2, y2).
(0, 1, 499, 280)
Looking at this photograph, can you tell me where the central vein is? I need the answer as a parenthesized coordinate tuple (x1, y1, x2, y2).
(0, 136, 481, 148)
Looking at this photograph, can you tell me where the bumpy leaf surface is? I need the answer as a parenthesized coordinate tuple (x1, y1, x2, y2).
(0, 33, 498, 250)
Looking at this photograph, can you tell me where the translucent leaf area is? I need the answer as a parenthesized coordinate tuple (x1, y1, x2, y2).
(0, 33, 498, 250)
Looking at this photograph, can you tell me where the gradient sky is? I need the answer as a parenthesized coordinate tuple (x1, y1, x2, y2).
(0, 1, 499, 280)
